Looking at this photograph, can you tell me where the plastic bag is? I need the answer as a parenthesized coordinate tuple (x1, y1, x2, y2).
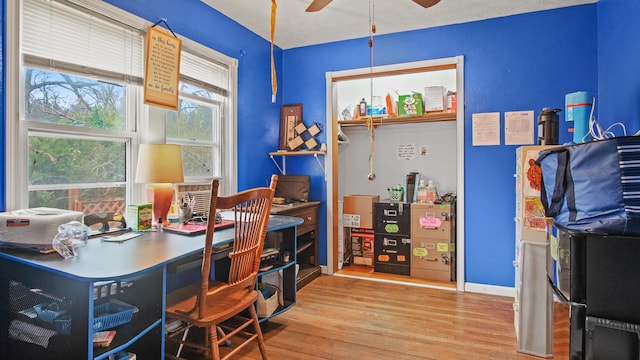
(52, 221, 90, 258)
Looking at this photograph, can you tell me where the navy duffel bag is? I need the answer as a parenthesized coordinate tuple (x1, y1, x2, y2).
(536, 136, 640, 235)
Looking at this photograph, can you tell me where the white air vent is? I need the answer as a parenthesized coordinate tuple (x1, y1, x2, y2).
(174, 181, 214, 216)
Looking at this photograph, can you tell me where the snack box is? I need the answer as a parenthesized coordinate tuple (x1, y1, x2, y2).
(398, 93, 424, 116)
(0, 207, 84, 249)
(126, 204, 153, 231)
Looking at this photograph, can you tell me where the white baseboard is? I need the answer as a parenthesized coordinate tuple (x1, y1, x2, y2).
(464, 282, 514, 297)
(321, 265, 515, 297)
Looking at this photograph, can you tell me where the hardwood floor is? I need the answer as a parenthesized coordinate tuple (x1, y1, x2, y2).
(209, 274, 570, 359)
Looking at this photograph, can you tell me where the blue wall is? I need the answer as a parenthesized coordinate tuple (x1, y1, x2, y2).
(2, 0, 638, 289)
(0, 0, 5, 211)
(105, 0, 285, 192)
(283, 5, 598, 286)
(597, 0, 640, 133)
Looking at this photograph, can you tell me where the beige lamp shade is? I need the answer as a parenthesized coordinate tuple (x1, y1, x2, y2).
(135, 143, 185, 184)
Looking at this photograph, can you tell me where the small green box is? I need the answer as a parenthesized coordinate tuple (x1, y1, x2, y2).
(398, 93, 423, 116)
(126, 204, 153, 231)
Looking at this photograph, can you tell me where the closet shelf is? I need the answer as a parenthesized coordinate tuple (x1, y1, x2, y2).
(339, 112, 456, 127)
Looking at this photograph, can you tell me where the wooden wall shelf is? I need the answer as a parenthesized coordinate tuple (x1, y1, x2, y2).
(339, 112, 456, 127)
(269, 150, 326, 176)
(269, 150, 326, 156)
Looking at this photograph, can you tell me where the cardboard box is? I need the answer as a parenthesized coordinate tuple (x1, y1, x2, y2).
(343, 195, 380, 229)
(126, 204, 152, 231)
(351, 230, 374, 267)
(424, 86, 447, 112)
(398, 93, 423, 116)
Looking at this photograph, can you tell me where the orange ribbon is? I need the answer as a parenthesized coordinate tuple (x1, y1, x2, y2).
(270, 0, 277, 103)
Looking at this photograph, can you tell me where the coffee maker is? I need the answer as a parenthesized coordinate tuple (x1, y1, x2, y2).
(405, 172, 419, 203)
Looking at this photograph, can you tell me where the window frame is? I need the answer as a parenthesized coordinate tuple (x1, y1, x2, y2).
(6, 0, 238, 210)
(166, 87, 224, 180)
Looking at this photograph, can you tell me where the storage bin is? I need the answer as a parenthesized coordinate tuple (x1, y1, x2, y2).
(111, 350, 136, 360)
(33, 303, 66, 323)
(257, 284, 279, 318)
(55, 301, 135, 335)
(585, 316, 640, 360)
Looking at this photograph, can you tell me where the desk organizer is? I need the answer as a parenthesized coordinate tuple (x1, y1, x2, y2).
(55, 301, 135, 335)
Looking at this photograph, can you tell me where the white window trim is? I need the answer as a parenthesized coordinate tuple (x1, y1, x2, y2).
(6, 0, 238, 210)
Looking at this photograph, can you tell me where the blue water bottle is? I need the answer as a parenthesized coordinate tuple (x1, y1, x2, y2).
(565, 91, 593, 143)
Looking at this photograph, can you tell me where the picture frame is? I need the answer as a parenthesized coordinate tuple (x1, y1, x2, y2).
(280, 104, 303, 150)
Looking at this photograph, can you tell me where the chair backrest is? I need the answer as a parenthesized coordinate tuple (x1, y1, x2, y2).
(198, 175, 278, 319)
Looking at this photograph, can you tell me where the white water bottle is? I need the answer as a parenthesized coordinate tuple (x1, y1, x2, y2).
(426, 180, 437, 204)
(417, 180, 428, 203)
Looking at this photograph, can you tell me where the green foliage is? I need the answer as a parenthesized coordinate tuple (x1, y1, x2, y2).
(25, 68, 127, 208)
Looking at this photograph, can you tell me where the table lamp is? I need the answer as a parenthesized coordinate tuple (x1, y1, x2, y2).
(135, 143, 184, 226)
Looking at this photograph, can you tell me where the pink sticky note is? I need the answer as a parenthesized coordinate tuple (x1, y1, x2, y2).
(419, 216, 442, 228)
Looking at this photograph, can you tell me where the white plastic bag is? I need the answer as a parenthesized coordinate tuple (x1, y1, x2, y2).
(52, 221, 89, 258)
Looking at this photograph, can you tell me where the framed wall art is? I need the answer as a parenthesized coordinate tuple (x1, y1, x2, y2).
(280, 104, 303, 150)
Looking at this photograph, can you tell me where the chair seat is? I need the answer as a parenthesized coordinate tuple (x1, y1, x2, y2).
(166, 281, 259, 327)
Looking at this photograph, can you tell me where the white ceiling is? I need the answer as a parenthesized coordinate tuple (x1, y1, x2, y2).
(201, 0, 597, 50)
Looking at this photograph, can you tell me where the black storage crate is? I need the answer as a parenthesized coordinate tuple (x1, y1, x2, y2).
(557, 227, 640, 359)
(585, 316, 640, 360)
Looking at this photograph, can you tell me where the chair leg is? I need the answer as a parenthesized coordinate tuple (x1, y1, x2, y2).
(208, 324, 221, 360)
(248, 305, 269, 360)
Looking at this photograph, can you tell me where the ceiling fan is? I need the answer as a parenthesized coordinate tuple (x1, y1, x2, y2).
(306, 0, 441, 12)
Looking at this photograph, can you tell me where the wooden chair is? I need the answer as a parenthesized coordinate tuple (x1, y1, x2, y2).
(165, 175, 278, 360)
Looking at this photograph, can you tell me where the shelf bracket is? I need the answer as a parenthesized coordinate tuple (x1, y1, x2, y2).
(270, 154, 287, 175)
(269, 151, 327, 179)
(313, 154, 327, 180)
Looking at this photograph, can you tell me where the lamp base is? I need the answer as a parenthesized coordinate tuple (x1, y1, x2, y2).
(147, 183, 174, 226)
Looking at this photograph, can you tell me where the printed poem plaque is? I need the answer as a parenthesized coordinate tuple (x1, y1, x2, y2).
(144, 26, 181, 110)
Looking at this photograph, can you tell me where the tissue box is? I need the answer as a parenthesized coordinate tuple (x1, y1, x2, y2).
(424, 86, 447, 112)
(0, 208, 83, 249)
(398, 93, 423, 116)
(126, 204, 152, 231)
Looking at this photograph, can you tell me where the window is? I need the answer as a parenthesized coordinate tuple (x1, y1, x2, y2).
(25, 68, 129, 209)
(166, 83, 223, 179)
(7, 0, 237, 211)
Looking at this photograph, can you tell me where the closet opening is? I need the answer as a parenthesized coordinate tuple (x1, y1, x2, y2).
(324, 56, 465, 292)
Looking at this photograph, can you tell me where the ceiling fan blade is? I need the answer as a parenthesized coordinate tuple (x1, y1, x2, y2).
(306, 0, 333, 12)
(412, 0, 441, 9)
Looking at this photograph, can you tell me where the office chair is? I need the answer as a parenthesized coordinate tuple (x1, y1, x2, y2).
(165, 175, 277, 360)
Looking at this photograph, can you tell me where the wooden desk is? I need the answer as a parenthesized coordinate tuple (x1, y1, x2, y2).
(0, 215, 302, 360)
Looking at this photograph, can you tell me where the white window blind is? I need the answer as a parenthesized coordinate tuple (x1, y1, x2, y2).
(180, 52, 229, 96)
(23, 0, 232, 94)
(22, 0, 145, 84)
